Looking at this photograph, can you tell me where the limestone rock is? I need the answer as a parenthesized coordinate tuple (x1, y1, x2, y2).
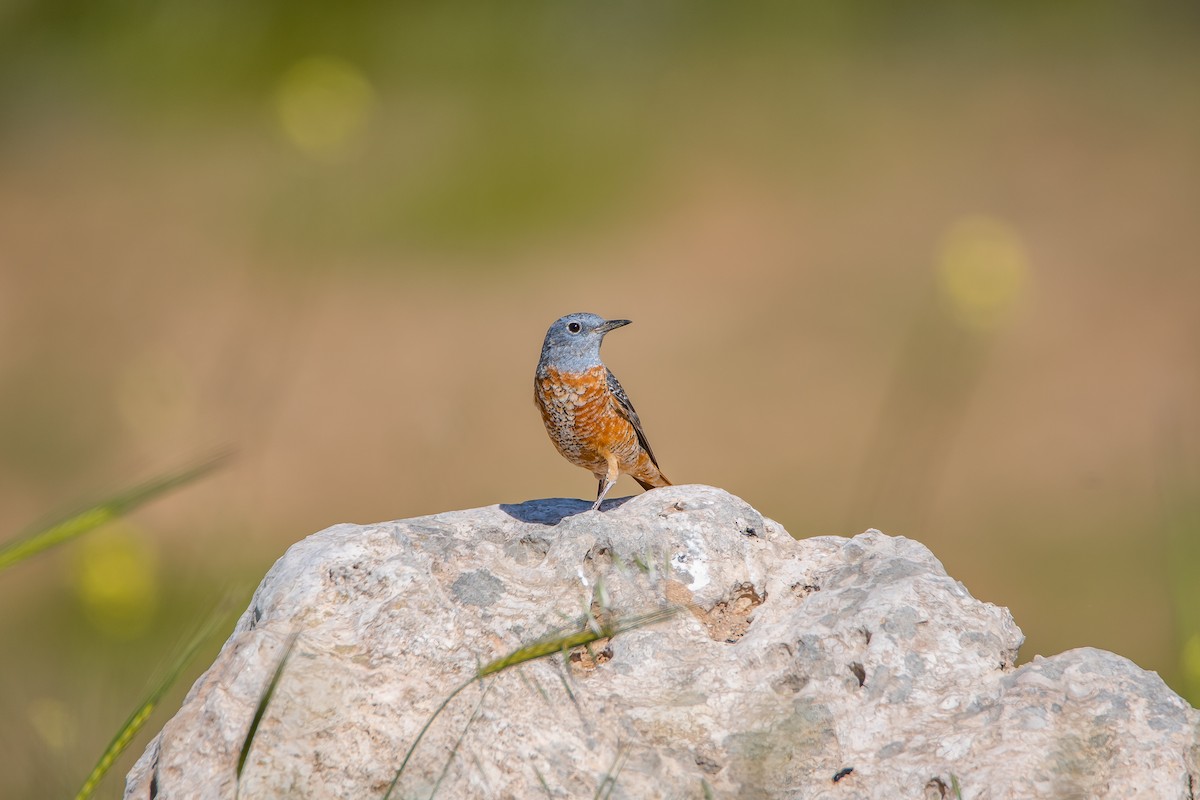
(126, 485, 1199, 799)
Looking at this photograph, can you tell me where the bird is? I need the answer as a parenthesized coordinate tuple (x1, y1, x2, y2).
(534, 312, 672, 511)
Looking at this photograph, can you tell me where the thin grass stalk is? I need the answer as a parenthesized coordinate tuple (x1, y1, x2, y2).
(237, 631, 300, 790)
(0, 450, 232, 572)
(383, 605, 681, 799)
(427, 680, 493, 800)
(593, 745, 628, 800)
(382, 676, 474, 800)
(554, 660, 579, 708)
(516, 668, 550, 705)
(476, 606, 678, 679)
(73, 610, 228, 800)
(533, 765, 553, 798)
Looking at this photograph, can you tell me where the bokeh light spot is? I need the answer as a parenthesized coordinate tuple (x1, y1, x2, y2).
(936, 215, 1030, 331)
(274, 56, 374, 159)
(72, 525, 158, 640)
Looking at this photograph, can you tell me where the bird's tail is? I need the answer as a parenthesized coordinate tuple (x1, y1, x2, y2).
(635, 473, 672, 491)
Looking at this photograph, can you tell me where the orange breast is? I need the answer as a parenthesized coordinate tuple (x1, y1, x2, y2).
(535, 365, 641, 475)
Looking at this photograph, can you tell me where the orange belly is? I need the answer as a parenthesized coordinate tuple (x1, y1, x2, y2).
(535, 365, 644, 477)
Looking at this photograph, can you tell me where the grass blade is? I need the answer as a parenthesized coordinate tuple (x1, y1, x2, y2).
(593, 745, 628, 800)
(383, 604, 681, 799)
(533, 765, 553, 799)
(553, 661, 579, 711)
(237, 631, 300, 786)
(0, 450, 233, 572)
(382, 676, 475, 800)
(428, 680, 493, 799)
(476, 606, 679, 678)
(73, 608, 228, 800)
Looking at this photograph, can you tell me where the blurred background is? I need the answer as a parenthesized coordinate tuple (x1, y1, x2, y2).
(2, 2, 1199, 796)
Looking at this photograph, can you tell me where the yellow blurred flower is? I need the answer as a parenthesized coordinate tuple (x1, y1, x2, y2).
(274, 56, 375, 159)
(73, 525, 158, 640)
(936, 215, 1030, 332)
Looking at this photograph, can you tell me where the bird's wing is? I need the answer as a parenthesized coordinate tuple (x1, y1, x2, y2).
(606, 369, 660, 468)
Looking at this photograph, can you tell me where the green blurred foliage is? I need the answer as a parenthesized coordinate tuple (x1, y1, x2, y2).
(3, 2, 1196, 255)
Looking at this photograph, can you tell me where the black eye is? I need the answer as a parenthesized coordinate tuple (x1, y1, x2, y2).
(567, 322, 582, 333)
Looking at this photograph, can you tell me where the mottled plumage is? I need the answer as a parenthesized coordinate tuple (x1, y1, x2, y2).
(534, 313, 671, 511)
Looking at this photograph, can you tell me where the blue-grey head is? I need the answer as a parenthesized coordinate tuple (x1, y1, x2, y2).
(537, 312, 631, 373)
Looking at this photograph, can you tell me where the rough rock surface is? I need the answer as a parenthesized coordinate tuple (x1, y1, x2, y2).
(127, 485, 1200, 799)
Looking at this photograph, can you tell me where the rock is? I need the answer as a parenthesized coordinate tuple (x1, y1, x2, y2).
(126, 485, 1200, 799)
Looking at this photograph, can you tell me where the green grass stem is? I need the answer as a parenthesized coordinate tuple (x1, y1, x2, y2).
(593, 745, 628, 800)
(73, 609, 229, 800)
(383, 605, 680, 799)
(0, 450, 232, 572)
(237, 631, 300, 789)
(428, 680, 493, 799)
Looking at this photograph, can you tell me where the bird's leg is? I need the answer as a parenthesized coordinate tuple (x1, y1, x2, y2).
(591, 478, 615, 511)
(591, 454, 620, 511)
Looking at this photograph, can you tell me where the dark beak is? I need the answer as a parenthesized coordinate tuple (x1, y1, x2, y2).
(597, 319, 632, 334)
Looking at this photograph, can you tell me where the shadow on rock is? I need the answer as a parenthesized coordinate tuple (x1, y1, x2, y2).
(499, 495, 634, 525)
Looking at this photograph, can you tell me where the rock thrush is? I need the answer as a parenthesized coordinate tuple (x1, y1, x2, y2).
(534, 312, 672, 511)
